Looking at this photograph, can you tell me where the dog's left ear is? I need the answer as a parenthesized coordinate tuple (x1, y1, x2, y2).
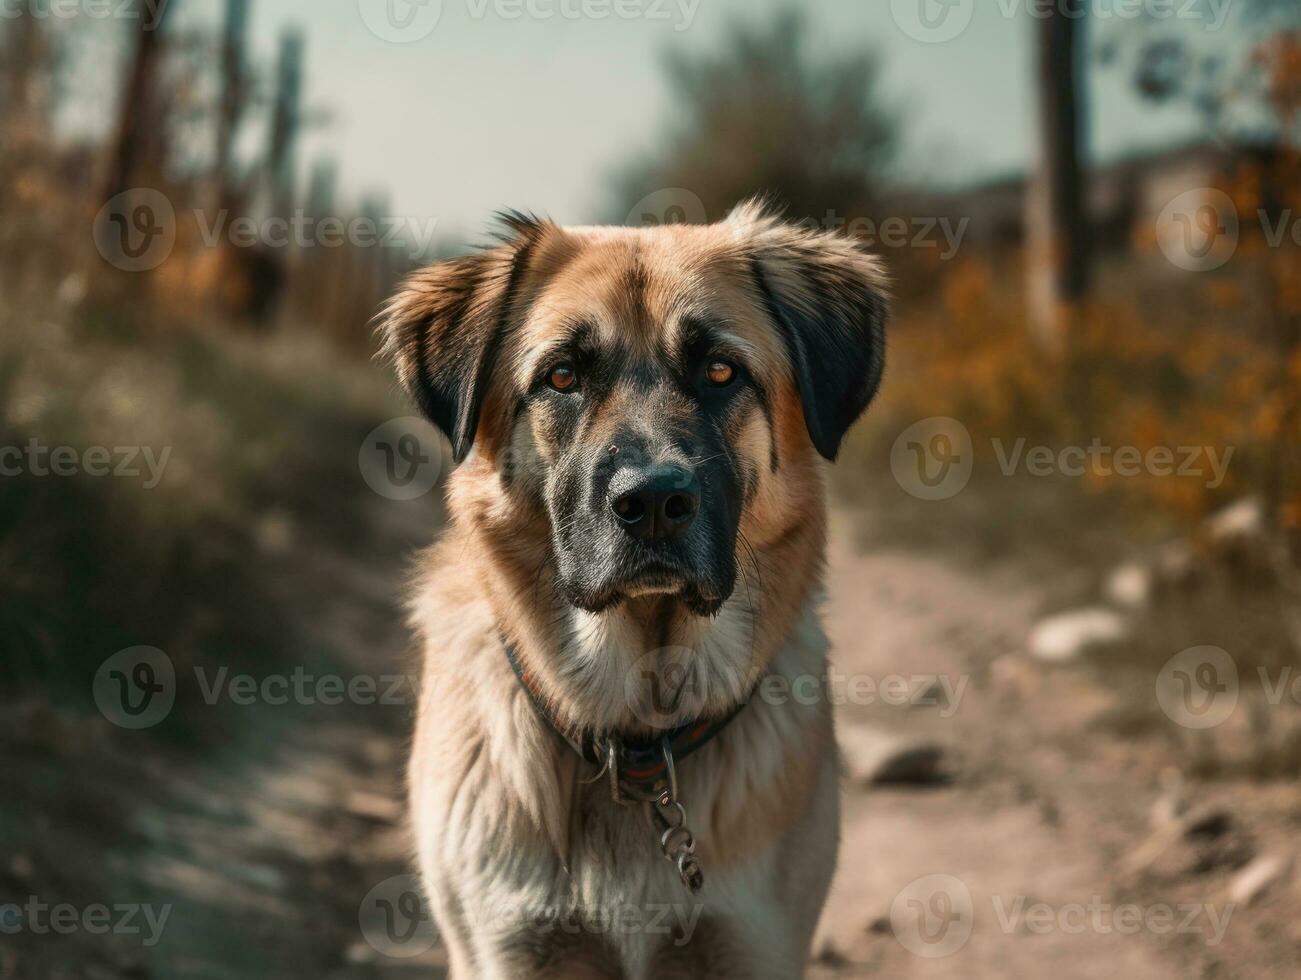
(733, 200, 889, 461)
(378, 213, 552, 463)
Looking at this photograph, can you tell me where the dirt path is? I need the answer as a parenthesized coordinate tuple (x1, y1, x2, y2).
(8, 500, 1271, 979)
(1, 492, 446, 980)
(809, 514, 1230, 979)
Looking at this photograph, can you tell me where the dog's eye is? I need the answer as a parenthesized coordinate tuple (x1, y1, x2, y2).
(547, 363, 579, 392)
(705, 359, 737, 387)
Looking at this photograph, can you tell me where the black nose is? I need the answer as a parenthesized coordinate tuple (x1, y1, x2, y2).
(609, 465, 700, 542)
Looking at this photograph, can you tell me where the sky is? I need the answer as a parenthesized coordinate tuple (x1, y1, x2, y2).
(88, 0, 1229, 239)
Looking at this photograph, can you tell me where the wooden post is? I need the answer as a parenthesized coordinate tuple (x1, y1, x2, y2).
(1026, 0, 1091, 356)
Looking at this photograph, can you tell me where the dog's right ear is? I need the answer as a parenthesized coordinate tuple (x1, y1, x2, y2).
(378, 214, 552, 463)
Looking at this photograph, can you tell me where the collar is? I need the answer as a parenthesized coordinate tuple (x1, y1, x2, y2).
(502, 638, 754, 803)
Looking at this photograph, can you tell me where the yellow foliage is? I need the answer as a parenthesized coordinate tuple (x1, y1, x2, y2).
(884, 242, 1295, 528)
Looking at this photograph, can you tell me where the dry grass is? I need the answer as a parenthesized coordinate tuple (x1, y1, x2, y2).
(0, 292, 414, 737)
(833, 247, 1301, 784)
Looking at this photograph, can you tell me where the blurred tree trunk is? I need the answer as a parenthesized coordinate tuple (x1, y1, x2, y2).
(242, 28, 303, 326)
(0, 2, 55, 289)
(267, 29, 304, 222)
(1026, 0, 1091, 357)
(214, 0, 250, 213)
(102, 0, 174, 203)
(1, 4, 54, 186)
(1, 3, 45, 140)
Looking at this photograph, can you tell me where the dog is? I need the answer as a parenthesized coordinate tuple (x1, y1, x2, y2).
(381, 199, 887, 978)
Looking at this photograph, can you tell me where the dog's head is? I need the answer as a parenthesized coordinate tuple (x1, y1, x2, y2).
(381, 201, 886, 619)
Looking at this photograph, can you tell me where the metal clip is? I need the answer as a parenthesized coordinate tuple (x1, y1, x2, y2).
(581, 735, 705, 890)
(646, 738, 704, 893)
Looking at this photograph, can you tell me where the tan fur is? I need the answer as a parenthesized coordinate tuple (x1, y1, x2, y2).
(388, 201, 887, 978)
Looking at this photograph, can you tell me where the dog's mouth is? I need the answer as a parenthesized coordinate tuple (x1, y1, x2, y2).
(620, 570, 684, 598)
(566, 557, 729, 617)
